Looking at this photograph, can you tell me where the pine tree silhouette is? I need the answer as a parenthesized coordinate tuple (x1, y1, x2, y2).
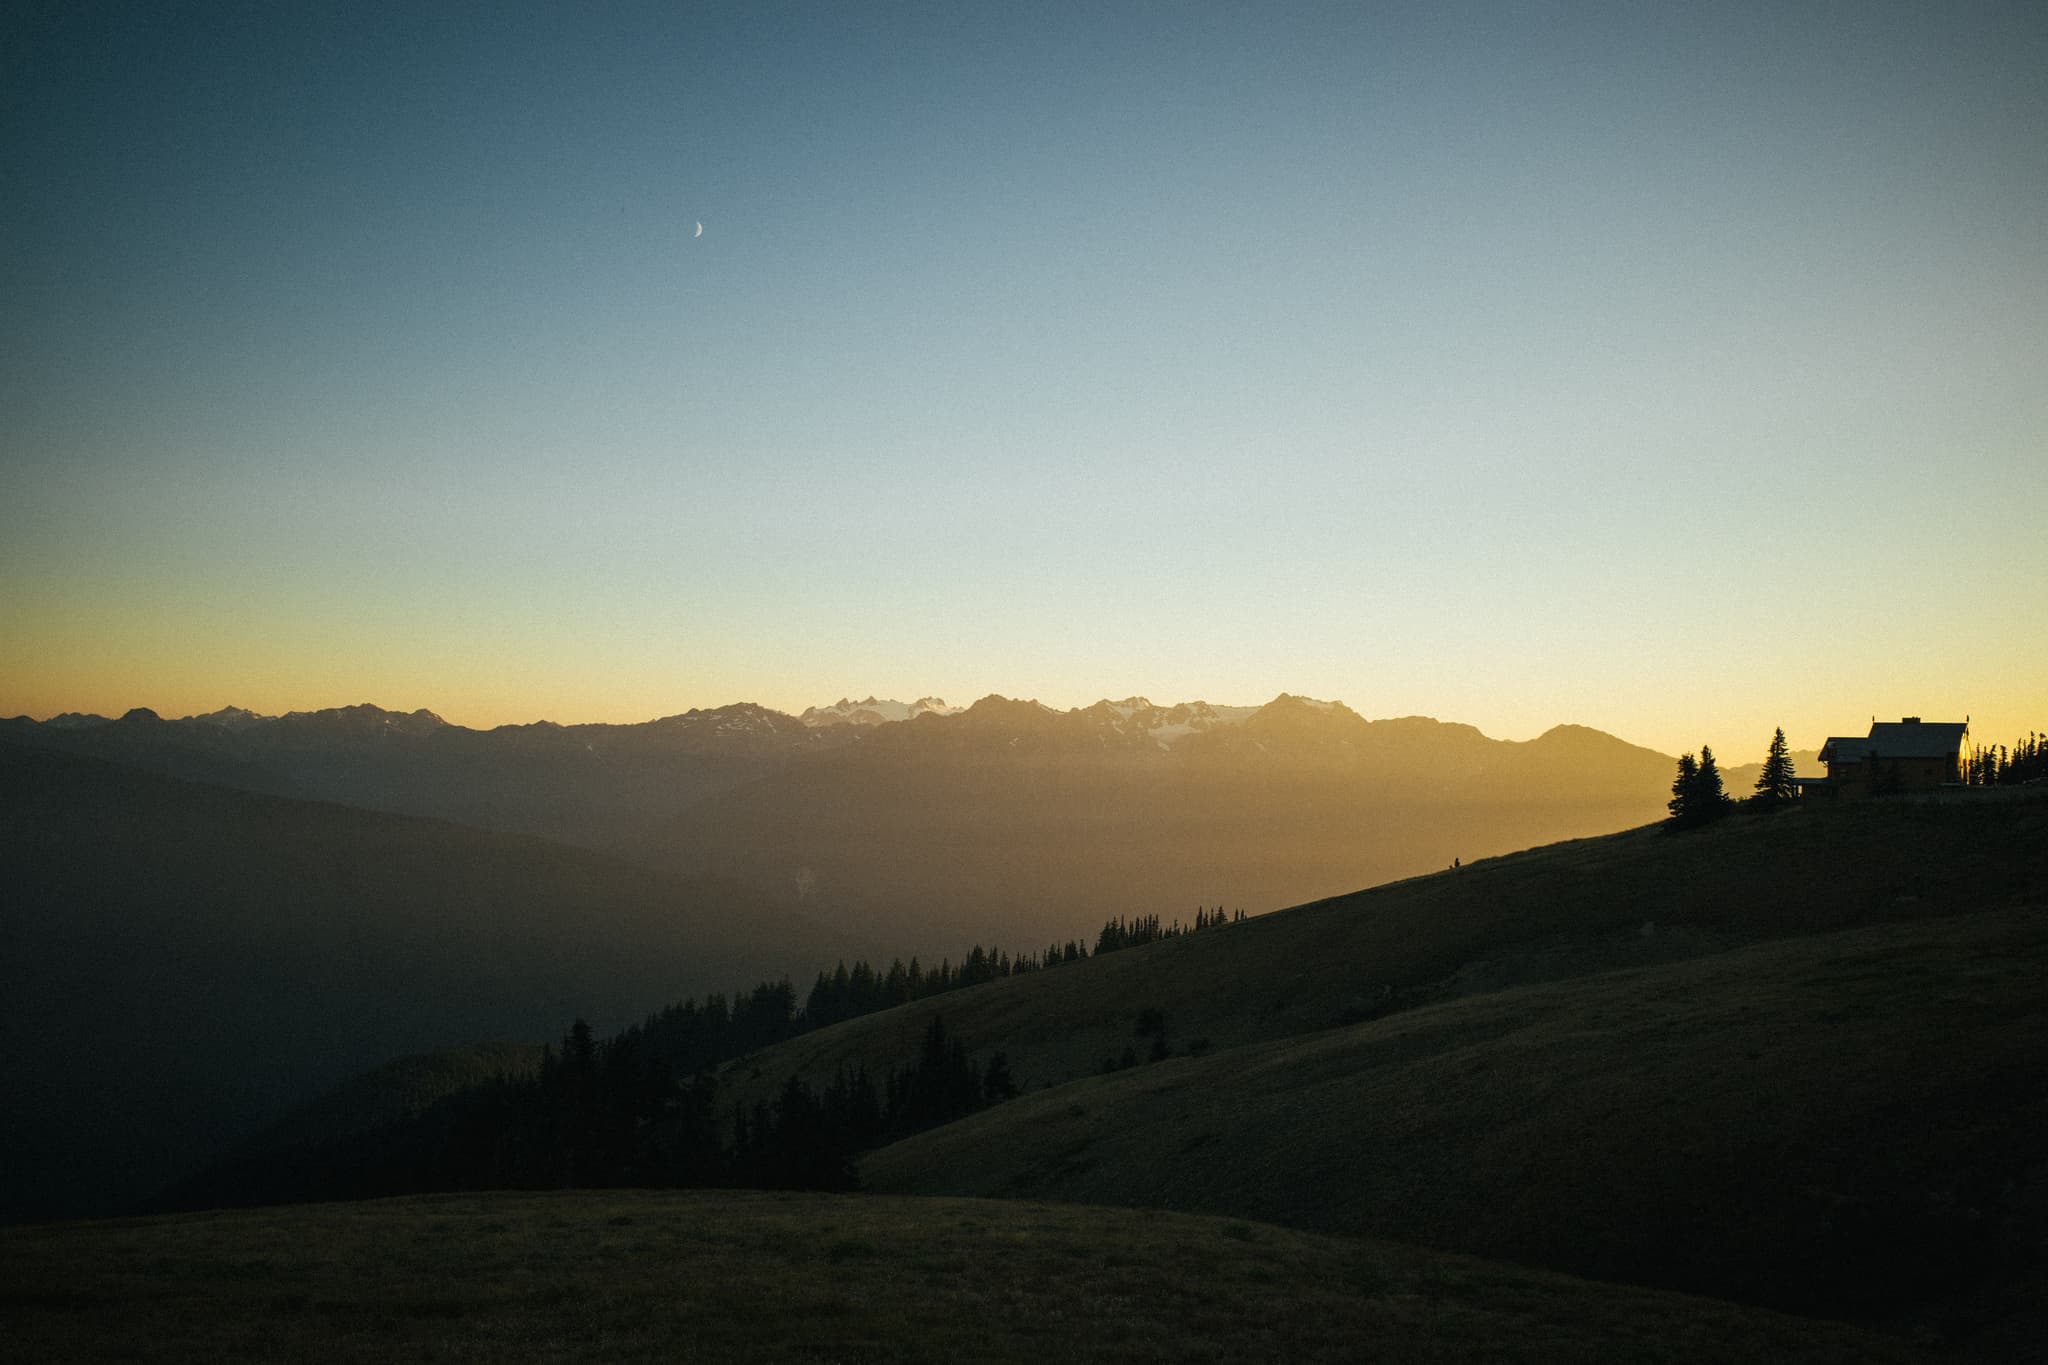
(1695, 745, 1732, 817)
(1668, 752, 1699, 823)
(1754, 727, 1797, 805)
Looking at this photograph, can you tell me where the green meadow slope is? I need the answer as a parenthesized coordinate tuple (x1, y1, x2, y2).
(864, 905, 2048, 1323)
(716, 798, 2048, 1108)
(0, 1191, 1919, 1364)
(688, 795, 2048, 1338)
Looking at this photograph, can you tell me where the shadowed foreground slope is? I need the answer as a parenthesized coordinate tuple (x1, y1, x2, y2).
(864, 906, 2048, 1325)
(0, 1191, 1917, 1364)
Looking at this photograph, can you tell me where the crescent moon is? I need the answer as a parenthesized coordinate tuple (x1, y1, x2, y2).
(694, 221, 703, 238)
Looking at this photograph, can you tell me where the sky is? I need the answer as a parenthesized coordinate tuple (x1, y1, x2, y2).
(3, 1, 2043, 761)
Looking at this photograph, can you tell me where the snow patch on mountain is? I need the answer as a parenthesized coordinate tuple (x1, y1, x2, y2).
(651, 702, 802, 736)
(800, 696, 958, 727)
(42, 712, 112, 729)
(1078, 698, 1265, 747)
(181, 705, 272, 731)
(277, 704, 448, 734)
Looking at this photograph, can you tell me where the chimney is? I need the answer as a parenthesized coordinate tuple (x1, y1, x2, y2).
(1901, 716, 1920, 724)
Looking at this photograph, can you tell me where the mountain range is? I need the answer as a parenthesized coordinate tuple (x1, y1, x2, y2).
(628, 694, 1685, 942)
(0, 700, 851, 847)
(7, 685, 2031, 1355)
(0, 688, 1803, 1219)
(4, 693, 1773, 946)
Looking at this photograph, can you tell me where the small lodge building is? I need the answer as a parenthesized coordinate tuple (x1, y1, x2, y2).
(1803, 716, 1969, 799)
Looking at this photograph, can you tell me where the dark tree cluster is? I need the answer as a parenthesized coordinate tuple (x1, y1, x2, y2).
(628, 938, 1089, 1081)
(1752, 727, 1798, 806)
(730, 1073, 870, 1191)
(1094, 905, 1244, 955)
(170, 1019, 728, 1208)
(1102, 1005, 1176, 1072)
(169, 904, 1250, 1212)
(1667, 744, 1735, 828)
(1966, 732, 2045, 786)
(473, 1018, 727, 1190)
(173, 1012, 1014, 1208)
(632, 981, 805, 1078)
(728, 1016, 1015, 1190)
(795, 937, 1107, 1032)
(602, 915, 1242, 1111)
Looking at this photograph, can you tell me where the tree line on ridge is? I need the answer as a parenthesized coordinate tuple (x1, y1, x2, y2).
(1668, 724, 2042, 829)
(166, 907, 1244, 1209)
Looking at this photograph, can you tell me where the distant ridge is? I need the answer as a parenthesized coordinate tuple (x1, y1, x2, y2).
(799, 696, 958, 727)
(7, 692, 1685, 944)
(13, 691, 1690, 756)
(0, 700, 858, 847)
(275, 702, 448, 733)
(630, 693, 1679, 943)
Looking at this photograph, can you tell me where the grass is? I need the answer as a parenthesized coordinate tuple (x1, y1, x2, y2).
(718, 797, 2048, 1117)
(862, 904, 2048, 1332)
(0, 1190, 1921, 1364)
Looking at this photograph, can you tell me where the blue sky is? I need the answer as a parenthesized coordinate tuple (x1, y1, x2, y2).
(4, 1, 2044, 755)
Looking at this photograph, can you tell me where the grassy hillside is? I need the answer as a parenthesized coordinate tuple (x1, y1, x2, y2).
(714, 797, 2048, 1110)
(0, 743, 876, 1223)
(0, 1191, 1919, 1363)
(863, 905, 2048, 1325)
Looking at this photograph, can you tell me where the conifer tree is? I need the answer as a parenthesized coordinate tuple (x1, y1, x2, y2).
(1695, 745, 1733, 819)
(1754, 727, 1797, 804)
(1669, 752, 1698, 823)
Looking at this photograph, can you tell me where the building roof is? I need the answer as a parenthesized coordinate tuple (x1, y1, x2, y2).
(1819, 736, 1877, 763)
(1820, 719, 1968, 764)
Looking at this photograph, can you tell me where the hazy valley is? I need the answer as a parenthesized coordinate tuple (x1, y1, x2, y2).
(6, 692, 1704, 946)
(0, 742, 872, 1223)
(4, 695, 2040, 1360)
(12, 4, 2041, 1357)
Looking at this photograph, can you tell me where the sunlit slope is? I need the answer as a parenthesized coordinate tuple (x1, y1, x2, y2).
(718, 798, 2047, 1109)
(0, 1191, 1918, 1364)
(865, 905, 2048, 1323)
(0, 743, 872, 1223)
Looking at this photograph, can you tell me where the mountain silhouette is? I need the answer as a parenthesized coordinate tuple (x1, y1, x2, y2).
(629, 694, 1675, 943)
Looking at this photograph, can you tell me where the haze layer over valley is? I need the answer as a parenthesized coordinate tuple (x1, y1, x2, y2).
(6, 691, 1685, 944)
(634, 694, 1679, 942)
(0, 742, 873, 1223)
(0, 686, 1694, 1219)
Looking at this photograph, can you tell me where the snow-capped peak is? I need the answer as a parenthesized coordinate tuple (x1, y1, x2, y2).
(181, 705, 272, 731)
(1075, 697, 1264, 747)
(1272, 693, 1344, 713)
(799, 696, 958, 728)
